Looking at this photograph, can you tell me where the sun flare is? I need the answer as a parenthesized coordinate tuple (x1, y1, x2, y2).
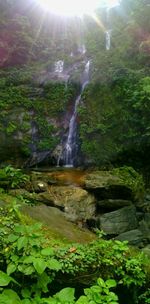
(37, 0, 120, 17)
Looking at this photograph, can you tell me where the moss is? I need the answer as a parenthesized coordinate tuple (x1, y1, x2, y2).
(111, 166, 145, 200)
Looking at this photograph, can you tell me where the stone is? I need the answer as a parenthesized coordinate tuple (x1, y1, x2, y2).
(116, 229, 144, 246)
(37, 186, 96, 223)
(142, 245, 150, 257)
(21, 204, 95, 243)
(139, 218, 150, 241)
(99, 206, 137, 235)
(32, 180, 49, 193)
(144, 213, 150, 229)
(84, 171, 132, 200)
(97, 199, 132, 210)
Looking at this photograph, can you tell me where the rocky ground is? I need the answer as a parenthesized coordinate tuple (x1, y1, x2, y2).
(0, 168, 149, 255)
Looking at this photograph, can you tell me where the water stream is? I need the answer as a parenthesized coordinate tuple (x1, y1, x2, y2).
(63, 60, 90, 167)
(105, 7, 111, 50)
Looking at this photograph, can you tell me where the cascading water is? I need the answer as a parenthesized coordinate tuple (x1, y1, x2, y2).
(106, 30, 111, 50)
(54, 60, 64, 73)
(63, 60, 90, 167)
(105, 7, 111, 50)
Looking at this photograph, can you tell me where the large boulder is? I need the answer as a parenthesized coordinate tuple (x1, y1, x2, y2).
(9, 185, 96, 223)
(21, 204, 95, 243)
(116, 229, 144, 246)
(84, 171, 132, 200)
(37, 186, 96, 223)
(98, 206, 138, 235)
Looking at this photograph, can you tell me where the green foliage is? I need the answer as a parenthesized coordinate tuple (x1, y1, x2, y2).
(0, 166, 29, 189)
(76, 278, 118, 304)
(0, 202, 149, 303)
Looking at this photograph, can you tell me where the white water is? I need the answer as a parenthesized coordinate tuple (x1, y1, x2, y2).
(106, 30, 111, 50)
(54, 60, 64, 73)
(105, 7, 111, 50)
(63, 61, 90, 167)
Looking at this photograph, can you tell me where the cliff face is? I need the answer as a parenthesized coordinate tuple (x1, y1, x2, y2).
(0, 0, 150, 168)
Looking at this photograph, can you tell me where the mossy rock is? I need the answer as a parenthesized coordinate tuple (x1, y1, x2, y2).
(21, 204, 96, 243)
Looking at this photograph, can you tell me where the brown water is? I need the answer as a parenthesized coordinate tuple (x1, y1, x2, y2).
(47, 169, 86, 187)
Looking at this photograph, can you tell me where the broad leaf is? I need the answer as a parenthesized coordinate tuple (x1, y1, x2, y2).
(41, 247, 54, 256)
(33, 258, 46, 274)
(47, 258, 61, 271)
(7, 263, 17, 275)
(0, 289, 21, 304)
(97, 278, 105, 287)
(21, 288, 31, 298)
(17, 236, 28, 250)
(37, 272, 52, 293)
(0, 271, 11, 286)
(7, 234, 18, 242)
(23, 266, 35, 275)
(23, 256, 34, 264)
(55, 287, 75, 303)
(106, 279, 117, 288)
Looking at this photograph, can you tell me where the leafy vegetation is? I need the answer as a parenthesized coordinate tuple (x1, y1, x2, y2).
(0, 166, 29, 189)
(0, 199, 149, 304)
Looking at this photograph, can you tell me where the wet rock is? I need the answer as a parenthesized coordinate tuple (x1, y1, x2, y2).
(32, 181, 49, 193)
(37, 186, 96, 223)
(116, 229, 144, 246)
(30, 171, 57, 185)
(99, 206, 137, 235)
(21, 204, 95, 243)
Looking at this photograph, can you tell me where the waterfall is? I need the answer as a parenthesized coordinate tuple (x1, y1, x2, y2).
(54, 60, 64, 73)
(106, 30, 111, 50)
(105, 7, 111, 50)
(63, 61, 90, 167)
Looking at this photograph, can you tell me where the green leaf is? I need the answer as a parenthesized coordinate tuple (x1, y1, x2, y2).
(91, 285, 102, 293)
(76, 295, 88, 304)
(23, 256, 34, 264)
(23, 266, 35, 275)
(7, 263, 17, 275)
(21, 300, 32, 304)
(7, 234, 18, 242)
(21, 288, 31, 298)
(33, 258, 47, 274)
(17, 236, 28, 250)
(106, 279, 117, 288)
(37, 272, 52, 293)
(0, 289, 21, 304)
(47, 258, 61, 271)
(11, 255, 19, 262)
(55, 287, 75, 303)
(0, 271, 11, 286)
(97, 278, 105, 287)
(41, 247, 54, 256)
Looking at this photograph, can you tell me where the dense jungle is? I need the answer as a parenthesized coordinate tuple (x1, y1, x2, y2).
(0, 0, 150, 303)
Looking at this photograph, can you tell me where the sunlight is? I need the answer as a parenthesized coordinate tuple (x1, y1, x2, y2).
(37, 0, 120, 17)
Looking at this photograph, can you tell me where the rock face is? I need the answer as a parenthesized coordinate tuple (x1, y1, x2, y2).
(97, 199, 132, 210)
(98, 206, 138, 235)
(116, 229, 144, 246)
(5, 168, 150, 248)
(21, 204, 95, 244)
(37, 186, 96, 223)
